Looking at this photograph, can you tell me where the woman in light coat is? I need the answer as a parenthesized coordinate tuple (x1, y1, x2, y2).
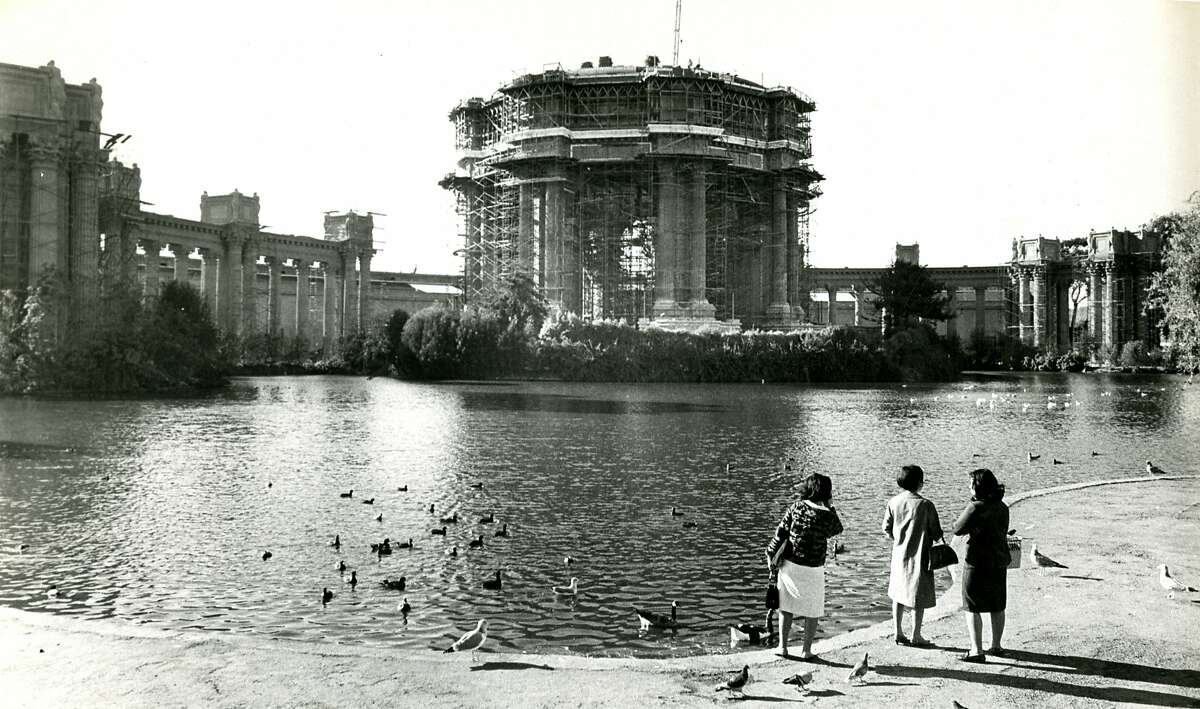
(882, 464, 943, 646)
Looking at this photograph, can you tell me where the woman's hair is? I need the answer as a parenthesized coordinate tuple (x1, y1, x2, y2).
(969, 468, 1005, 501)
(897, 464, 924, 492)
(799, 472, 833, 503)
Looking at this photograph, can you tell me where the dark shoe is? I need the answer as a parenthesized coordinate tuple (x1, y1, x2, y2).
(960, 653, 986, 664)
(987, 647, 1007, 657)
(894, 635, 911, 646)
(910, 638, 934, 648)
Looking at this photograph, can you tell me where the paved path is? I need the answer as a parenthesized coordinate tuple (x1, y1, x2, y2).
(2, 477, 1198, 708)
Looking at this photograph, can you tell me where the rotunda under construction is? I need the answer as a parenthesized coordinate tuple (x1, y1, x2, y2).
(441, 55, 822, 330)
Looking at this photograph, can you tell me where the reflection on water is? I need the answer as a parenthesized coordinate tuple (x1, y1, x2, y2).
(0, 373, 1196, 657)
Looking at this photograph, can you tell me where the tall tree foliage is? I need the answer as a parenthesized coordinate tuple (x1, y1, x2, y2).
(869, 260, 952, 336)
(1148, 192, 1200, 373)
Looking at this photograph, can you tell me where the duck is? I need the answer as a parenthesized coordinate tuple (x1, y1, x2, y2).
(375, 513, 384, 522)
(381, 576, 407, 591)
(682, 521, 698, 529)
(478, 513, 495, 524)
(1146, 460, 1167, 475)
(397, 485, 408, 492)
(399, 597, 411, 618)
(729, 609, 774, 647)
(378, 540, 393, 555)
(468, 535, 485, 549)
(440, 513, 459, 524)
(468, 482, 484, 490)
(552, 577, 579, 595)
(482, 570, 503, 590)
(1028, 452, 1041, 461)
(396, 538, 414, 549)
(494, 524, 509, 538)
(347, 570, 358, 589)
(671, 507, 684, 516)
(321, 587, 334, 606)
(337, 560, 346, 574)
(330, 534, 341, 549)
(369, 538, 390, 553)
(1052, 458, 1064, 465)
(362, 498, 375, 505)
(448, 545, 459, 558)
(339, 489, 354, 498)
(262, 551, 272, 561)
(1091, 451, 1101, 457)
(431, 526, 448, 536)
(635, 600, 679, 630)
(428, 503, 436, 514)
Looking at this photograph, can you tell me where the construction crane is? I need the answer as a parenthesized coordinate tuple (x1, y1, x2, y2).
(673, 0, 682, 66)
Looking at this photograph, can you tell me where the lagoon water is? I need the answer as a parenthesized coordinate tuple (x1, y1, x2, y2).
(0, 373, 1196, 657)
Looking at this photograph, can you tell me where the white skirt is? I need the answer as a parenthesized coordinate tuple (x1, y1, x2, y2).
(778, 560, 825, 618)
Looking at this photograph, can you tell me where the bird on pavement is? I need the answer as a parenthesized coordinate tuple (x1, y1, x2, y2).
(1158, 564, 1198, 597)
(321, 587, 334, 605)
(552, 577, 579, 596)
(1031, 542, 1068, 569)
(846, 652, 870, 684)
(782, 670, 813, 693)
(1146, 461, 1167, 475)
(635, 600, 679, 630)
(714, 665, 750, 695)
(729, 609, 774, 647)
(482, 570, 503, 590)
(262, 551, 272, 561)
(443, 619, 488, 662)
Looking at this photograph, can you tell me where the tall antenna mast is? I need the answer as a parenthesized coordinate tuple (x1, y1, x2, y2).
(673, 0, 682, 66)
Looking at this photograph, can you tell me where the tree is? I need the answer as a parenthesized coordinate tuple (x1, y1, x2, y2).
(869, 260, 952, 337)
(1147, 192, 1200, 373)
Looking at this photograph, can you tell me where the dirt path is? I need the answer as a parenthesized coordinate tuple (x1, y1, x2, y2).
(2, 477, 1198, 708)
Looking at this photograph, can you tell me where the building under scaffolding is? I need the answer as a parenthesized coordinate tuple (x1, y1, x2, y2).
(441, 55, 822, 330)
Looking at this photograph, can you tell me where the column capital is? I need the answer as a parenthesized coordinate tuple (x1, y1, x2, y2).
(292, 258, 309, 271)
(168, 242, 190, 256)
(27, 140, 63, 163)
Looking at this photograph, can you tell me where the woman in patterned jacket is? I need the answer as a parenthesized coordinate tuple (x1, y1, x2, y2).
(765, 472, 844, 659)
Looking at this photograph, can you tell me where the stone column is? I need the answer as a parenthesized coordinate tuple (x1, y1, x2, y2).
(944, 288, 957, 338)
(200, 248, 219, 320)
(543, 175, 565, 311)
(852, 287, 863, 326)
(786, 192, 800, 311)
(357, 250, 372, 332)
(518, 182, 534, 276)
(1031, 267, 1045, 348)
(559, 179, 581, 316)
(653, 161, 679, 315)
(294, 259, 310, 341)
(974, 286, 987, 334)
(68, 148, 101, 316)
(826, 286, 837, 326)
(1102, 263, 1116, 349)
(171, 244, 190, 284)
(221, 234, 244, 335)
(141, 239, 160, 300)
(241, 241, 258, 336)
(766, 177, 790, 318)
(323, 260, 342, 349)
(686, 163, 713, 315)
(341, 251, 358, 337)
(28, 143, 61, 285)
(1016, 269, 1031, 344)
(267, 256, 283, 339)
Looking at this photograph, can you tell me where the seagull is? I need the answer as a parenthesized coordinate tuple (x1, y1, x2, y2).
(262, 551, 272, 561)
(671, 507, 684, 516)
(1146, 461, 1167, 475)
(468, 535, 485, 549)
(381, 576, 406, 591)
(399, 597, 411, 618)
(347, 570, 358, 589)
(1028, 452, 1040, 461)
(478, 513, 495, 524)
(330, 534, 341, 549)
(431, 526, 447, 536)
(634, 600, 679, 630)
(1030, 542, 1068, 569)
(553, 577, 579, 595)
(362, 498, 375, 505)
(494, 524, 509, 537)
(714, 665, 750, 695)
(321, 587, 334, 605)
(397, 485, 408, 492)
(444, 619, 488, 662)
(729, 609, 774, 646)
(482, 570, 503, 590)
(440, 513, 459, 524)
(846, 652, 870, 684)
(1158, 564, 1198, 597)
(782, 670, 813, 693)
(339, 489, 353, 498)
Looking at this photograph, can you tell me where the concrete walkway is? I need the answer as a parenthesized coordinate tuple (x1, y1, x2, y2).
(2, 477, 1198, 708)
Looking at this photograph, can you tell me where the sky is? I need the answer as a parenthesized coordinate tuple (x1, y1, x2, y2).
(1, 0, 1196, 275)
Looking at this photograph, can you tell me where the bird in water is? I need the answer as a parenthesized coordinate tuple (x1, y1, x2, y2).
(478, 513, 495, 524)
(396, 538, 414, 549)
(563, 555, 574, 566)
(846, 652, 870, 684)
(468, 535, 484, 549)
(1028, 452, 1040, 461)
(339, 489, 353, 498)
(396, 485, 408, 492)
(1146, 460, 1167, 475)
(347, 570, 358, 589)
(635, 600, 679, 630)
(375, 513, 383, 522)
(321, 587, 334, 606)
(1030, 542, 1068, 569)
(553, 577, 579, 596)
(428, 503, 435, 514)
(45, 585, 64, 599)
(1053, 458, 1064, 465)
(330, 534, 341, 550)
(1091, 451, 1101, 457)
(362, 498, 375, 505)
(682, 521, 698, 529)
(447, 545, 459, 558)
(262, 551, 272, 561)
(337, 560, 346, 574)
(399, 597, 411, 619)
(729, 609, 774, 647)
(381, 577, 406, 591)
(468, 482, 484, 490)
(482, 570, 503, 590)
(714, 665, 750, 696)
(671, 507, 684, 516)
(444, 619, 488, 662)
(494, 524, 509, 537)
(431, 526, 447, 536)
(440, 513, 459, 524)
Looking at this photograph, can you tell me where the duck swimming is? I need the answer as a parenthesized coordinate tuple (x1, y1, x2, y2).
(552, 577, 579, 595)
(339, 489, 354, 498)
(482, 570, 503, 590)
(431, 526, 448, 536)
(478, 513, 495, 524)
(381, 577, 406, 591)
(321, 587, 334, 605)
(494, 524, 509, 537)
(439, 513, 459, 524)
(468, 535, 484, 549)
(634, 600, 679, 630)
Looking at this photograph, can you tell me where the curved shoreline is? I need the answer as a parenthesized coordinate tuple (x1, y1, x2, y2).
(4, 474, 1194, 673)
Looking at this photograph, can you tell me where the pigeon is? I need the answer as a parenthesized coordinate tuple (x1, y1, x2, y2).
(478, 513, 495, 524)
(482, 570, 503, 590)
(321, 587, 334, 605)
(1158, 565, 1198, 597)
(495, 524, 509, 537)
(362, 498, 375, 505)
(1030, 542, 1068, 569)
(729, 609, 774, 646)
(782, 670, 813, 692)
(468, 535, 485, 549)
(714, 665, 750, 695)
(1146, 461, 1167, 475)
(846, 652, 869, 684)
(444, 619, 488, 662)
(339, 489, 353, 498)
(552, 577, 579, 595)
(635, 600, 679, 630)
(262, 551, 272, 561)
(399, 597, 411, 618)
(1028, 453, 1040, 461)
(381, 576, 406, 591)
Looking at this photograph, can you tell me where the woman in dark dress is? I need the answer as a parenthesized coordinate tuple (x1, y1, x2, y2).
(951, 468, 1010, 663)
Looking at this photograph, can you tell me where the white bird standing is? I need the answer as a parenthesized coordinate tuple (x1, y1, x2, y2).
(1158, 564, 1198, 597)
(1030, 542, 1068, 569)
(443, 619, 488, 662)
(846, 652, 870, 684)
(714, 665, 750, 695)
(552, 577, 579, 596)
(1146, 460, 1167, 476)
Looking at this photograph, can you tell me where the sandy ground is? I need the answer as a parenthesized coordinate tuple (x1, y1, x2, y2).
(2, 476, 1198, 708)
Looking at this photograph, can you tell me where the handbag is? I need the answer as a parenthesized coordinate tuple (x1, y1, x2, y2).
(765, 570, 780, 610)
(928, 536, 959, 571)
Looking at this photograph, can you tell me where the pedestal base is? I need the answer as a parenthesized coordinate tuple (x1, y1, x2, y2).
(647, 316, 743, 335)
